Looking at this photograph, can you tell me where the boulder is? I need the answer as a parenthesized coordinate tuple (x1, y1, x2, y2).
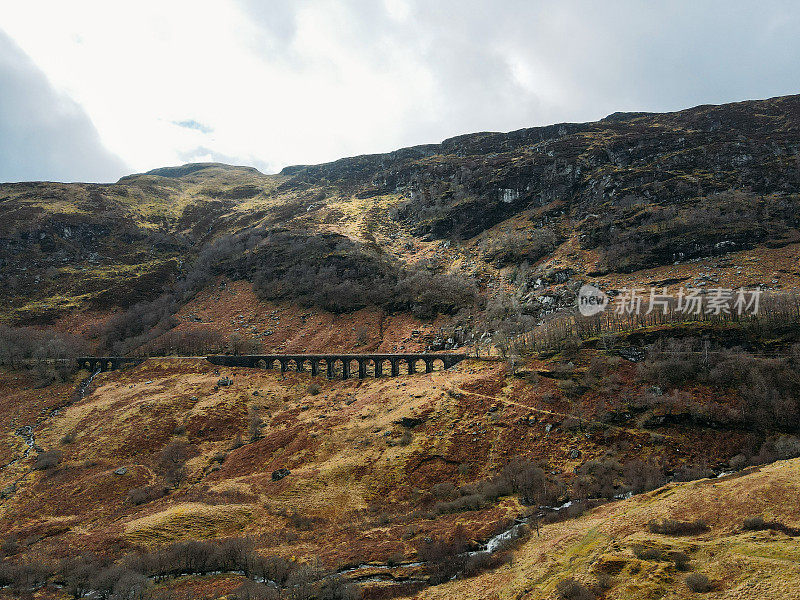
(271, 468, 290, 481)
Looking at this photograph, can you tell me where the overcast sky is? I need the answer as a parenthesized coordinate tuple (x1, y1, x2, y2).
(1, 0, 799, 183)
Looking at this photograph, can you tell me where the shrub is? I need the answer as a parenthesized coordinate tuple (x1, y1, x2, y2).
(248, 409, 264, 442)
(671, 551, 691, 570)
(461, 550, 512, 577)
(415, 533, 469, 584)
(126, 484, 169, 506)
(33, 449, 61, 471)
(430, 481, 458, 501)
(1, 537, 20, 557)
(742, 515, 800, 536)
(648, 519, 709, 536)
(501, 457, 547, 504)
(60, 432, 75, 445)
(433, 493, 487, 515)
(632, 545, 664, 561)
(555, 577, 596, 600)
(573, 458, 621, 500)
(685, 573, 713, 593)
(232, 580, 280, 600)
(743, 515, 766, 531)
(308, 382, 322, 395)
(157, 440, 191, 487)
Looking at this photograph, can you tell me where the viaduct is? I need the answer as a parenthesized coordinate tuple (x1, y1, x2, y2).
(76, 353, 468, 379)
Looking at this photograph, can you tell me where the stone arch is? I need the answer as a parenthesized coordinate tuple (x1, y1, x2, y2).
(348, 358, 360, 379)
(368, 358, 380, 377)
(286, 358, 299, 372)
(106, 361, 114, 371)
(381, 359, 392, 377)
(301, 359, 313, 373)
(257, 359, 267, 369)
(333, 358, 345, 379)
(432, 358, 446, 372)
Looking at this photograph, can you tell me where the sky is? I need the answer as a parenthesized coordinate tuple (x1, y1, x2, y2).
(0, 1, 799, 183)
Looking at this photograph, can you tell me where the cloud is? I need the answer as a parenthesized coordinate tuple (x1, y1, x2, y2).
(0, 1, 799, 182)
(0, 30, 127, 183)
(172, 120, 214, 134)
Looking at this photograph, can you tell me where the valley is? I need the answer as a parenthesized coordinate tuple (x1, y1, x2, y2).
(1, 95, 800, 599)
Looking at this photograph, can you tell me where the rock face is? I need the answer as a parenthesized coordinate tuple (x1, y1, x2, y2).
(1, 95, 799, 326)
(279, 95, 800, 247)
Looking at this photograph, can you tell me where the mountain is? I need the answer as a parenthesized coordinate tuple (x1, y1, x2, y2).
(1, 94, 799, 337)
(1, 95, 800, 600)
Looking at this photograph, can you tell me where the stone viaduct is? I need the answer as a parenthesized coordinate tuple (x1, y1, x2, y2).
(76, 354, 468, 379)
(76, 357, 146, 372)
(205, 354, 468, 379)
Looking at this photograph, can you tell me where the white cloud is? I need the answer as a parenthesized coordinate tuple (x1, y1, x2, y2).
(0, 30, 126, 182)
(0, 0, 799, 181)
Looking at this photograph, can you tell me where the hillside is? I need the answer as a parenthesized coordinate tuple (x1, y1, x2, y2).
(2, 95, 800, 346)
(1, 94, 800, 599)
(417, 457, 800, 600)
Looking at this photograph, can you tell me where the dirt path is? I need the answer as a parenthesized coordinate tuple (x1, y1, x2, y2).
(452, 385, 669, 441)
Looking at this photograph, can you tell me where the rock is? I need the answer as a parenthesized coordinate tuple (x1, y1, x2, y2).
(488, 403, 499, 413)
(569, 449, 581, 460)
(114, 467, 128, 476)
(545, 423, 553, 434)
(396, 416, 424, 428)
(217, 377, 233, 387)
(271, 468, 290, 481)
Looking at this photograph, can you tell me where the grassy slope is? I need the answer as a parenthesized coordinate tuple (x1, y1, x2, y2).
(416, 459, 800, 599)
(0, 351, 756, 564)
(0, 355, 797, 598)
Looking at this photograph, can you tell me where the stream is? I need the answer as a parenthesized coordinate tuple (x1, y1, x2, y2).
(0, 367, 100, 488)
(78, 367, 101, 398)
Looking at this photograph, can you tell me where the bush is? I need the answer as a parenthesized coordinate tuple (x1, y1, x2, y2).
(433, 493, 488, 515)
(742, 515, 800, 536)
(685, 573, 713, 593)
(156, 440, 192, 487)
(632, 545, 664, 561)
(555, 577, 596, 600)
(671, 551, 691, 570)
(430, 481, 458, 501)
(743, 515, 766, 531)
(308, 382, 322, 395)
(33, 449, 61, 471)
(126, 484, 169, 506)
(1, 537, 20, 557)
(573, 458, 621, 500)
(232, 580, 280, 600)
(648, 519, 709, 536)
(501, 457, 547, 504)
(248, 409, 264, 442)
(415, 533, 469, 584)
